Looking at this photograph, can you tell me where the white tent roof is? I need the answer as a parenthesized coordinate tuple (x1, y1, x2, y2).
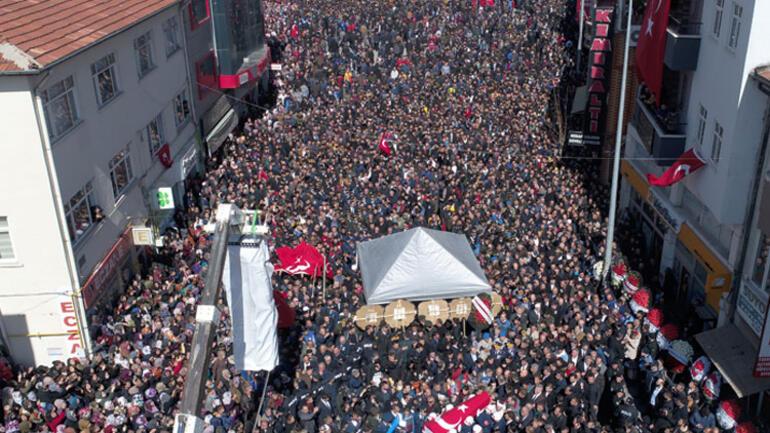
(357, 227, 491, 305)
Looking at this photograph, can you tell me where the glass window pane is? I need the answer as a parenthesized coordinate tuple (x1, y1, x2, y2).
(752, 233, 770, 285)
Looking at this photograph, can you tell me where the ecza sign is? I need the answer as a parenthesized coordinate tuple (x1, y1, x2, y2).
(58, 296, 84, 358)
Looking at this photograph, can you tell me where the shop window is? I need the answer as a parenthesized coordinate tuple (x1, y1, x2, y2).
(189, 0, 210, 30)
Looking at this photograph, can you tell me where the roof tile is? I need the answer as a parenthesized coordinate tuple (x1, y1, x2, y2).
(0, 0, 176, 72)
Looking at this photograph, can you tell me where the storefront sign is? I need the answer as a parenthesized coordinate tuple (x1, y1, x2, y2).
(738, 283, 768, 336)
(585, 6, 614, 140)
(58, 295, 84, 358)
(157, 187, 175, 210)
(181, 144, 199, 180)
(754, 299, 770, 377)
(648, 190, 683, 233)
(80, 229, 133, 307)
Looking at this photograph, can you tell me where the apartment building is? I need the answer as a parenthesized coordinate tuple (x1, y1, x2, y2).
(0, 0, 269, 367)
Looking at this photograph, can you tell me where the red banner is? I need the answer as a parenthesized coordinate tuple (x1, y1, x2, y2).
(80, 228, 133, 307)
(635, 0, 671, 105)
(275, 242, 332, 278)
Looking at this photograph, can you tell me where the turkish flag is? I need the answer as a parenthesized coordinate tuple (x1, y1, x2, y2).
(635, 0, 671, 105)
(157, 143, 173, 168)
(646, 148, 705, 187)
(423, 392, 492, 433)
(275, 242, 332, 278)
(378, 132, 394, 156)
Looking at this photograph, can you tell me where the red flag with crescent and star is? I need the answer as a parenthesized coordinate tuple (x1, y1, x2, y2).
(646, 148, 705, 187)
(423, 392, 492, 433)
(274, 242, 332, 278)
(635, 0, 671, 105)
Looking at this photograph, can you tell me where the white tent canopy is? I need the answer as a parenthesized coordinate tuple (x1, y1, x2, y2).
(357, 227, 491, 305)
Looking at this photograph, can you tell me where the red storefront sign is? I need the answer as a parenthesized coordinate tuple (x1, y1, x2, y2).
(58, 298, 83, 357)
(586, 7, 614, 137)
(80, 228, 133, 308)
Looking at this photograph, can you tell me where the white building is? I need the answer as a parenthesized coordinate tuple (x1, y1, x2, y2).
(0, 0, 201, 366)
(619, 0, 770, 405)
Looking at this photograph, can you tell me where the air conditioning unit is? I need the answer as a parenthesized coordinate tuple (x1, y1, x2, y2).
(131, 226, 154, 246)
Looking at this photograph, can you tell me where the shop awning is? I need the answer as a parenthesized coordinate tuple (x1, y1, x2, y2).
(571, 85, 589, 114)
(206, 108, 238, 156)
(695, 324, 770, 398)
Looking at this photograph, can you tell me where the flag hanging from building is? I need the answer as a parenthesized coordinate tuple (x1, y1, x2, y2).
(275, 242, 332, 278)
(635, 0, 671, 105)
(222, 238, 279, 372)
(646, 148, 705, 187)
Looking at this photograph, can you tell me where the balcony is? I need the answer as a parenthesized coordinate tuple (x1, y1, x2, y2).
(631, 89, 687, 166)
(664, 16, 701, 71)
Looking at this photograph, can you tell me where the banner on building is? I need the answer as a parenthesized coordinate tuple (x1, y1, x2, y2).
(635, 0, 671, 104)
(223, 237, 279, 372)
(584, 6, 614, 142)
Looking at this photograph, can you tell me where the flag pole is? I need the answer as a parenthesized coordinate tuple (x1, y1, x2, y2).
(577, 0, 586, 72)
(322, 255, 327, 301)
(603, 0, 634, 280)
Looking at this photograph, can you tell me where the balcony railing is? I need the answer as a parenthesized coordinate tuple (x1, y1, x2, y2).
(665, 16, 701, 71)
(632, 92, 687, 166)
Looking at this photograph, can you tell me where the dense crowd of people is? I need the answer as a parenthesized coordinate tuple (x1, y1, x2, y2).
(0, 1, 753, 433)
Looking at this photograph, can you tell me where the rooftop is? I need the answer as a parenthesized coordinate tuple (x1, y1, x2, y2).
(755, 65, 770, 90)
(0, 0, 177, 73)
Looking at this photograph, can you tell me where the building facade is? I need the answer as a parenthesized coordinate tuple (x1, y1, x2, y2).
(0, 0, 268, 367)
(619, 0, 770, 321)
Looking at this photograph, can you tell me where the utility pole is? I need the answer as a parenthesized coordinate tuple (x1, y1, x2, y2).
(602, 0, 634, 278)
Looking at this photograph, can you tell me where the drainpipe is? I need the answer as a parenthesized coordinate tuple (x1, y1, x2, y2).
(727, 83, 770, 323)
(30, 72, 94, 358)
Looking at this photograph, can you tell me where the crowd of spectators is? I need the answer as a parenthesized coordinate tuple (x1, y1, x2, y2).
(0, 1, 748, 433)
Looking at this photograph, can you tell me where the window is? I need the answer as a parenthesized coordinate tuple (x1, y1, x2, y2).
(134, 31, 155, 78)
(711, 121, 723, 162)
(174, 89, 191, 126)
(728, 2, 743, 49)
(751, 232, 770, 288)
(189, 0, 210, 30)
(91, 53, 119, 106)
(713, 0, 724, 38)
(195, 52, 217, 99)
(0, 217, 15, 261)
(146, 114, 165, 155)
(65, 182, 102, 243)
(162, 17, 181, 57)
(41, 76, 79, 139)
(109, 149, 134, 199)
(697, 105, 708, 147)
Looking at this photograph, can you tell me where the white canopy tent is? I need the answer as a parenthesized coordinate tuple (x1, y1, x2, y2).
(357, 227, 491, 305)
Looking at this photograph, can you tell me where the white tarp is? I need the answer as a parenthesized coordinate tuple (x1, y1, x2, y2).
(223, 237, 278, 372)
(357, 227, 491, 305)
